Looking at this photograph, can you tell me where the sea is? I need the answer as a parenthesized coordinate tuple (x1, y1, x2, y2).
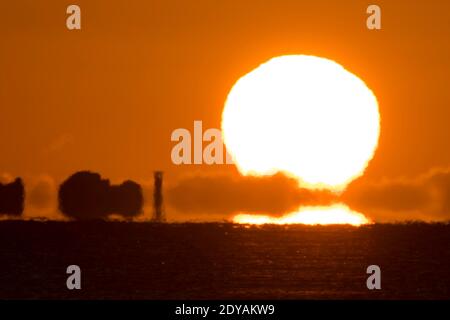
(0, 221, 449, 299)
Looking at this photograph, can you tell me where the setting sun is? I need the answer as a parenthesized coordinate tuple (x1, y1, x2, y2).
(222, 55, 380, 191)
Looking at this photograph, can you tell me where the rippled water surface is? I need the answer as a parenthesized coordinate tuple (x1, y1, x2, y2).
(0, 221, 449, 299)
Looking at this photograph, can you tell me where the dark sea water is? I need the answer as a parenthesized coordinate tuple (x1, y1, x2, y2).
(0, 221, 449, 299)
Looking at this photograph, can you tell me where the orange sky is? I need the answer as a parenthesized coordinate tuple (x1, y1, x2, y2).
(1, 0, 449, 221)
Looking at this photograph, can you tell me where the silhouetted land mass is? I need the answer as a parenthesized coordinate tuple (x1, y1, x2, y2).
(0, 221, 449, 299)
(58, 171, 143, 220)
(0, 178, 24, 216)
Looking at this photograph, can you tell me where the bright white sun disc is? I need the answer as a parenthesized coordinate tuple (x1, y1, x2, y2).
(222, 55, 380, 191)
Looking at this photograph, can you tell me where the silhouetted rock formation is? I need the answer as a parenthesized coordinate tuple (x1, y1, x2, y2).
(110, 181, 143, 217)
(0, 178, 25, 216)
(58, 171, 143, 220)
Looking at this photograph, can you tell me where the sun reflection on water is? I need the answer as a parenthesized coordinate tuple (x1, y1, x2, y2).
(232, 203, 371, 226)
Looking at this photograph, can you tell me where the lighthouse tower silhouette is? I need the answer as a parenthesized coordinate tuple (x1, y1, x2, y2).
(153, 171, 165, 222)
